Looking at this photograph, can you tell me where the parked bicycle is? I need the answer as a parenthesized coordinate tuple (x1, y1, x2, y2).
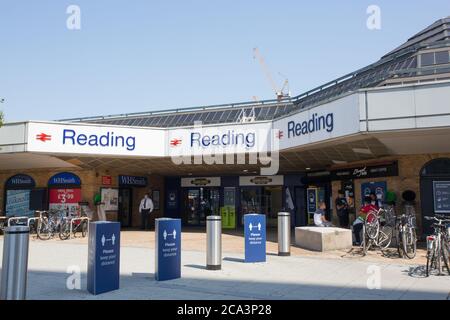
(361, 207, 393, 256)
(395, 213, 417, 259)
(424, 215, 450, 277)
(59, 212, 88, 240)
(37, 209, 67, 240)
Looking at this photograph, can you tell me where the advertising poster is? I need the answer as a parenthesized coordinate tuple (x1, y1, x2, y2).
(307, 188, 318, 214)
(5, 189, 34, 217)
(49, 188, 82, 215)
(361, 181, 387, 207)
(101, 188, 119, 211)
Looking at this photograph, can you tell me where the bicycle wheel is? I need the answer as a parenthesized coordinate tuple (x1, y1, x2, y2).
(436, 244, 442, 275)
(402, 227, 417, 259)
(81, 221, 88, 238)
(37, 218, 52, 240)
(365, 213, 380, 240)
(379, 225, 393, 250)
(397, 229, 404, 258)
(442, 239, 450, 275)
(59, 220, 71, 240)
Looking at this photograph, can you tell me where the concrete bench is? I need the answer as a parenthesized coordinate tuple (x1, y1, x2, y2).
(295, 227, 353, 252)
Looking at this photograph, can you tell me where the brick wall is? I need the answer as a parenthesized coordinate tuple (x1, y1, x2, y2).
(0, 167, 165, 228)
(331, 153, 450, 236)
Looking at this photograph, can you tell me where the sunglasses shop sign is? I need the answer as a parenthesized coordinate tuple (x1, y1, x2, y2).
(27, 122, 165, 157)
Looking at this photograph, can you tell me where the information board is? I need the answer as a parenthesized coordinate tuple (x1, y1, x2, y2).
(433, 181, 450, 214)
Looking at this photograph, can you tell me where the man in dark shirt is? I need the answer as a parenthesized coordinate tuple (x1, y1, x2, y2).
(335, 190, 350, 228)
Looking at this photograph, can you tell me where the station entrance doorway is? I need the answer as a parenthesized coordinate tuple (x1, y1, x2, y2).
(183, 187, 220, 226)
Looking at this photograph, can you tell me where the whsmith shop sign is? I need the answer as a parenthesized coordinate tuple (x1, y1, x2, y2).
(331, 162, 399, 181)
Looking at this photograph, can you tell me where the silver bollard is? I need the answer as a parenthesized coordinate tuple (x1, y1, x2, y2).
(206, 216, 222, 270)
(278, 212, 291, 256)
(1, 226, 30, 300)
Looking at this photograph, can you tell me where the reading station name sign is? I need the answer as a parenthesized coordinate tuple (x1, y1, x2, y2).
(22, 94, 360, 158)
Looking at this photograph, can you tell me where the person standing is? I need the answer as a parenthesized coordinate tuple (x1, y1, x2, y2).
(335, 190, 350, 228)
(139, 193, 154, 230)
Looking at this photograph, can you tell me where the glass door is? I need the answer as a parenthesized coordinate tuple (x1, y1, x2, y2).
(186, 189, 200, 225)
(185, 188, 220, 226)
(262, 186, 283, 228)
(240, 187, 262, 226)
(118, 188, 132, 227)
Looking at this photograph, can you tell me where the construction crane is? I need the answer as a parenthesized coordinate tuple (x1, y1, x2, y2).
(253, 47, 290, 101)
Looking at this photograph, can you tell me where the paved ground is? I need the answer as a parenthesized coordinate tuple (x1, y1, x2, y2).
(0, 230, 449, 300)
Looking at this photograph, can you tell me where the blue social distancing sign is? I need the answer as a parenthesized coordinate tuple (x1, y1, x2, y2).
(244, 214, 266, 263)
(155, 218, 181, 281)
(87, 222, 120, 295)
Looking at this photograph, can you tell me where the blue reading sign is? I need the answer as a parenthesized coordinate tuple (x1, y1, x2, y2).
(244, 214, 266, 263)
(155, 218, 181, 281)
(87, 222, 120, 295)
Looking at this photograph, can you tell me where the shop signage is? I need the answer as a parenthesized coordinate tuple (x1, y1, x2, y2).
(102, 176, 112, 186)
(331, 162, 398, 181)
(118, 175, 147, 187)
(244, 214, 266, 263)
(155, 218, 181, 281)
(48, 188, 82, 215)
(433, 181, 450, 214)
(48, 172, 81, 186)
(5, 174, 36, 188)
(181, 177, 221, 187)
(87, 222, 120, 295)
(239, 175, 284, 186)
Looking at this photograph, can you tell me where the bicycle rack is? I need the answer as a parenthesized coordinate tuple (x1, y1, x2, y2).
(27, 217, 41, 228)
(69, 217, 90, 239)
(7, 216, 29, 227)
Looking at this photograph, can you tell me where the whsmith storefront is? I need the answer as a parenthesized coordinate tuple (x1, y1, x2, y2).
(1, 18, 450, 236)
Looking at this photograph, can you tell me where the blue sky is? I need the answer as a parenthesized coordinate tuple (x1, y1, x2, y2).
(1, 1, 449, 122)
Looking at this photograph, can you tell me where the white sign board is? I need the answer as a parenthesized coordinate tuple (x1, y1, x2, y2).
(273, 94, 360, 150)
(239, 175, 284, 186)
(181, 177, 221, 187)
(168, 122, 273, 157)
(27, 122, 166, 157)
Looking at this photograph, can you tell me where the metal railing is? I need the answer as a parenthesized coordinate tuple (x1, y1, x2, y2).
(7, 217, 29, 227)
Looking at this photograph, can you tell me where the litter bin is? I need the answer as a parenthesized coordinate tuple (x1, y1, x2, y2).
(277, 212, 291, 256)
(0, 226, 30, 300)
(206, 216, 222, 270)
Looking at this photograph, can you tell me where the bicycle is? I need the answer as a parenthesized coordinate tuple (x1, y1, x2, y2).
(395, 213, 417, 259)
(424, 215, 450, 277)
(362, 208, 393, 256)
(59, 213, 88, 240)
(37, 209, 67, 240)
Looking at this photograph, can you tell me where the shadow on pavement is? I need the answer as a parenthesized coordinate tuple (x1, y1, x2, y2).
(23, 269, 450, 300)
(184, 264, 207, 270)
(223, 257, 245, 263)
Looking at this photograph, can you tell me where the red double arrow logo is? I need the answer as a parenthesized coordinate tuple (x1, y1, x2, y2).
(36, 133, 52, 142)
